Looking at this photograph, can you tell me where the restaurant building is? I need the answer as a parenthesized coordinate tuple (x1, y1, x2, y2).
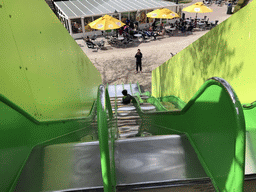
(54, 0, 183, 39)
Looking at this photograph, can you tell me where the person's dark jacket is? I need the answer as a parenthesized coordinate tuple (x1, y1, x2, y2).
(122, 94, 132, 104)
(135, 52, 142, 63)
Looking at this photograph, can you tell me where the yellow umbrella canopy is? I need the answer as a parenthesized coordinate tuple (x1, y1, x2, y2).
(88, 15, 125, 30)
(182, 2, 213, 16)
(146, 8, 180, 19)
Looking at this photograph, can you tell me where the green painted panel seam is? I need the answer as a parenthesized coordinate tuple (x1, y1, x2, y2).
(185, 133, 219, 191)
(0, 94, 96, 125)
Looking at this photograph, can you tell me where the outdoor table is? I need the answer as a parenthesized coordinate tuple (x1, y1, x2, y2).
(94, 40, 105, 49)
(165, 26, 176, 35)
(198, 23, 205, 30)
(117, 37, 124, 40)
(134, 34, 142, 41)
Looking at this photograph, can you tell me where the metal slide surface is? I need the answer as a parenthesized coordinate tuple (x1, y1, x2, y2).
(115, 135, 209, 185)
(14, 142, 104, 192)
(14, 136, 213, 192)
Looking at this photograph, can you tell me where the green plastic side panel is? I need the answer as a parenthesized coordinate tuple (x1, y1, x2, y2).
(243, 108, 256, 159)
(0, 0, 102, 191)
(0, 99, 98, 192)
(134, 79, 246, 191)
(159, 95, 186, 109)
(152, 0, 256, 104)
(244, 108, 256, 131)
(0, 0, 102, 121)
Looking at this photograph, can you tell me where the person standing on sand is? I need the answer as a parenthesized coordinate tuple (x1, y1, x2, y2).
(135, 49, 143, 74)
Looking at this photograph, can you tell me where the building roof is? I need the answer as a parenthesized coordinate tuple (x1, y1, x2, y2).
(54, 0, 177, 19)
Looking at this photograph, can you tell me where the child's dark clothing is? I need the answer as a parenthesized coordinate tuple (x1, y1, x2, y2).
(122, 94, 132, 104)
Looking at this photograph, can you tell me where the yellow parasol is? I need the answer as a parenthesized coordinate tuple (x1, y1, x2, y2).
(146, 8, 180, 19)
(182, 2, 213, 18)
(88, 15, 125, 30)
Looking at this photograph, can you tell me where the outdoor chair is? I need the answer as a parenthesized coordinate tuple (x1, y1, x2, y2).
(96, 40, 105, 49)
(204, 21, 212, 30)
(211, 20, 219, 28)
(107, 37, 115, 45)
(127, 36, 134, 44)
(91, 34, 97, 40)
(216, 0, 223, 6)
(204, 0, 212, 5)
(152, 31, 159, 40)
(177, 25, 186, 35)
(170, 52, 177, 57)
(166, 27, 176, 36)
(113, 39, 122, 48)
(198, 22, 206, 31)
(186, 27, 193, 35)
(102, 31, 110, 39)
(141, 31, 152, 41)
(108, 37, 120, 47)
(85, 41, 96, 49)
(156, 30, 165, 39)
(121, 38, 129, 48)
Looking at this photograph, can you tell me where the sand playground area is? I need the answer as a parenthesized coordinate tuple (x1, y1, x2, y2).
(76, 0, 234, 92)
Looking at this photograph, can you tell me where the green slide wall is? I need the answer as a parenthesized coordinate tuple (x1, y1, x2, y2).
(0, 0, 101, 121)
(152, 0, 256, 105)
(0, 0, 101, 191)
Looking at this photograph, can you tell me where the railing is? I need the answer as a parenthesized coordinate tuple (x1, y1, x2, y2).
(114, 84, 119, 138)
(243, 101, 256, 109)
(97, 84, 117, 192)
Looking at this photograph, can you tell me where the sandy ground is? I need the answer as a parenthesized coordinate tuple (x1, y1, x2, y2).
(76, 0, 233, 92)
